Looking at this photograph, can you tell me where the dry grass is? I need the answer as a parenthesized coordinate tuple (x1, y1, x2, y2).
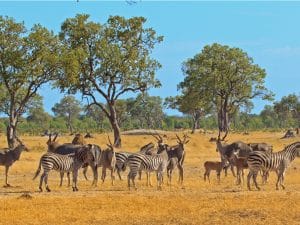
(0, 131, 300, 225)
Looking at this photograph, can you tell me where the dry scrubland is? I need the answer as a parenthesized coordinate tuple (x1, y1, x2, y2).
(0, 131, 300, 225)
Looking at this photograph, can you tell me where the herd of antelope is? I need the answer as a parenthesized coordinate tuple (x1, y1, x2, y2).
(0, 132, 300, 192)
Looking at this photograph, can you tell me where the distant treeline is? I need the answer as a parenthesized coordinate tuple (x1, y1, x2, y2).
(0, 93, 298, 136)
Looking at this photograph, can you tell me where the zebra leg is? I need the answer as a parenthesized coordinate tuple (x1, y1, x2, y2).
(276, 170, 285, 190)
(132, 173, 137, 190)
(45, 174, 51, 192)
(247, 171, 253, 191)
(146, 172, 152, 187)
(280, 172, 286, 190)
(39, 172, 45, 192)
(157, 172, 163, 190)
(67, 172, 71, 187)
(59, 172, 64, 187)
(138, 170, 142, 180)
(117, 168, 123, 181)
(127, 171, 131, 190)
(253, 172, 260, 191)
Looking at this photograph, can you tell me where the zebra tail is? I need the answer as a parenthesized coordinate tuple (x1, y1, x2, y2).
(33, 158, 42, 180)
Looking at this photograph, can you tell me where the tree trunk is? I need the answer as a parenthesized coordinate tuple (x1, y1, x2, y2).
(217, 98, 230, 140)
(191, 110, 201, 134)
(6, 117, 17, 148)
(108, 103, 122, 148)
(67, 115, 74, 134)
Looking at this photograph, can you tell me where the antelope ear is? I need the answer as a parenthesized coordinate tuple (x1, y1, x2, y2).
(185, 140, 190, 144)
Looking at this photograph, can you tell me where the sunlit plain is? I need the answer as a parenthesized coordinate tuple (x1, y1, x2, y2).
(0, 131, 300, 225)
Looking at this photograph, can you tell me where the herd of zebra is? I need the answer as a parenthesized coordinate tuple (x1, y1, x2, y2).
(0, 132, 300, 192)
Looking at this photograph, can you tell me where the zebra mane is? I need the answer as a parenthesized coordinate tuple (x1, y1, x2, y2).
(282, 141, 300, 152)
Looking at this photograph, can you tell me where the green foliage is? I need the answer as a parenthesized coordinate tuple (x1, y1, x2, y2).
(56, 14, 163, 146)
(0, 16, 60, 146)
(52, 95, 82, 133)
(180, 43, 273, 138)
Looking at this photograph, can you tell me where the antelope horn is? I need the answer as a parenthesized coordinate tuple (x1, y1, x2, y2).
(183, 133, 190, 142)
(175, 134, 182, 143)
(151, 134, 160, 141)
(107, 135, 113, 147)
(155, 131, 163, 141)
(15, 135, 24, 146)
(53, 132, 58, 142)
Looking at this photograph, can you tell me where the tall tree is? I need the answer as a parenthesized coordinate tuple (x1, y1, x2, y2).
(181, 43, 273, 140)
(52, 95, 82, 134)
(0, 16, 60, 147)
(57, 14, 162, 147)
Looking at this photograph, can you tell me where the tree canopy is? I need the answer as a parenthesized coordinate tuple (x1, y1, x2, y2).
(0, 16, 60, 147)
(56, 14, 163, 147)
(181, 43, 273, 139)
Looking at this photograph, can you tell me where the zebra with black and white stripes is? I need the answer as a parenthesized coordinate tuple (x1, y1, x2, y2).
(127, 144, 169, 190)
(115, 152, 131, 180)
(114, 142, 155, 181)
(247, 141, 300, 190)
(33, 144, 99, 192)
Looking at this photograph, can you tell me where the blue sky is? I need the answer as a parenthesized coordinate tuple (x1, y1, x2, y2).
(0, 1, 300, 115)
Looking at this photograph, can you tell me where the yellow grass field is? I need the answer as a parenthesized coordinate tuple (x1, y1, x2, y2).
(0, 131, 300, 225)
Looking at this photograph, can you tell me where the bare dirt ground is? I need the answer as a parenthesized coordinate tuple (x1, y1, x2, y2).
(0, 131, 299, 225)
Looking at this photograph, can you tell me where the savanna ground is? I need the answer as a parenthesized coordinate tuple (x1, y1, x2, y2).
(0, 131, 300, 225)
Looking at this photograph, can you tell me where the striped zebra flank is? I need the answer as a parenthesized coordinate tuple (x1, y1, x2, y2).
(115, 152, 131, 180)
(33, 145, 98, 192)
(114, 142, 156, 181)
(127, 144, 169, 190)
(247, 141, 300, 190)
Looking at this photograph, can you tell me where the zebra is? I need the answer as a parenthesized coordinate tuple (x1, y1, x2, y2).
(247, 141, 300, 190)
(127, 144, 169, 190)
(33, 144, 98, 192)
(114, 142, 155, 181)
(115, 152, 132, 180)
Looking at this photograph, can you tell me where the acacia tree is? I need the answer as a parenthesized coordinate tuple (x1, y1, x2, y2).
(57, 14, 162, 147)
(0, 16, 60, 148)
(52, 95, 82, 134)
(182, 43, 273, 140)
